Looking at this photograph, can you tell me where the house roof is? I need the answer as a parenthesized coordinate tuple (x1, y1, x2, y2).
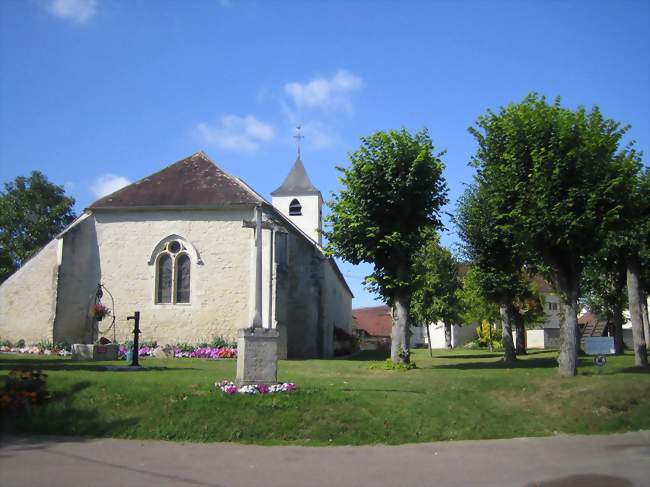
(578, 311, 597, 326)
(270, 158, 321, 197)
(352, 305, 392, 337)
(88, 152, 261, 209)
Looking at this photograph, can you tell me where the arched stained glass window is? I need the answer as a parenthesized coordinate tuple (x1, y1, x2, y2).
(157, 254, 173, 303)
(176, 253, 191, 303)
(289, 198, 302, 216)
(154, 239, 192, 304)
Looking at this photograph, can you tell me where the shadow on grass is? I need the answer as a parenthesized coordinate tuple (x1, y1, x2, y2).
(432, 357, 559, 370)
(1, 380, 140, 441)
(617, 366, 650, 374)
(0, 358, 195, 373)
(345, 350, 391, 361)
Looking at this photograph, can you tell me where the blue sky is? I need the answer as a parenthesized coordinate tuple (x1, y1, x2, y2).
(1, 0, 648, 308)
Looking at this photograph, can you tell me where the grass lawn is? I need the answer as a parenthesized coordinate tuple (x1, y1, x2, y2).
(1, 349, 649, 446)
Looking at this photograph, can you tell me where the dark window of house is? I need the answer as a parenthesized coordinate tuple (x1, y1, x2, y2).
(157, 254, 173, 303)
(289, 198, 302, 216)
(176, 253, 191, 303)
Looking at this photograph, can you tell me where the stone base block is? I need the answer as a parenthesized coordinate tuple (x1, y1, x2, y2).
(236, 328, 279, 386)
(72, 344, 119, 361)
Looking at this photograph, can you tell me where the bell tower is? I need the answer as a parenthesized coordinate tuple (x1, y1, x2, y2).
(271, 127, 323, 245)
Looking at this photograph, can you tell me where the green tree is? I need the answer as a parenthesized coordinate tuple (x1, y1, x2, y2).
(457, 265, 501, 351)
(468, 93, 641, 376)
(456, 182, 534, 363)
(325, 129, 448, 364)
(620, 167, 649, 366)
(410, 231, 461, 350)
(0, 171, 75, 282)
(581, 249, 627, 354)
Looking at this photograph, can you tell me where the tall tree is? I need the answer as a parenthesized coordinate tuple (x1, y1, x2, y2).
(457, 265, 501, 351)
(0, 171, 75, 282)
(410, 231, 462, 350)
(621, 168, 649, 367)
(468, 94, 640, 376)
(581, 251, 627, 354)
(456, 182, 533, 363)
(325, 129, 448, 364)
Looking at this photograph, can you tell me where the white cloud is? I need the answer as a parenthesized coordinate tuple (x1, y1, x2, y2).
(91, 174, 130, 198)
(46, 0, 97, 24)
(284, 69, 363, 112)
(300, 122, 338, 150)
(195, 115, 275, 153)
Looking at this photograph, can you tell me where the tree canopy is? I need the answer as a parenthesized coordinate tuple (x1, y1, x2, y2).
(0, 171, 76, 282)
(467, 93, 641, 376)
(325, 128, 448, 363)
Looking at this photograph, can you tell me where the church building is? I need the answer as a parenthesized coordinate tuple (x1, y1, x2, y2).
(0, 152, 353, 358)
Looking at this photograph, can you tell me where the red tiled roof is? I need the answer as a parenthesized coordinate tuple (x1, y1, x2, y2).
(578, 312, 597, 326)
(352, 305, 392, 337)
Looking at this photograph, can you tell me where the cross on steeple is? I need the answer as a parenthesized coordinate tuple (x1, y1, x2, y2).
(293, 125, 305, 159)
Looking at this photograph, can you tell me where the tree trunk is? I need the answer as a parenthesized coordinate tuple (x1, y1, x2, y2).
(443, 321, 452, 349)
(612, 301, 625, 355)
(426, 321, 433, 357)
(557, 272, 580, 377)
(391, 293, 410, 364)
(514, 312, 526, 355)
(641, 292, 650, 353)
(626, 261, 648, 367)
(499, 304, 516, 363)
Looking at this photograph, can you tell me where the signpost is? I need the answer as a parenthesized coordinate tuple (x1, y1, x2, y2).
(583, 336, 614, 375)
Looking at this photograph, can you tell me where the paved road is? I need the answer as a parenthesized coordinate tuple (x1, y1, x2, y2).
(1, 432, 648, 486)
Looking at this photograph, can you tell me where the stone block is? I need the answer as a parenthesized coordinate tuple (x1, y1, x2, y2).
(236, 328, 279, 386)
(72, 343, 119, 361)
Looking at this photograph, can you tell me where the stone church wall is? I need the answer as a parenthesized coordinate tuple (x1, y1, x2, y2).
(0, 239, 59, 344)
(92, 209, 252, 345)
(282, 229, 352, 358)
(284, 231, 323, 358)
(54, 214, 101, 344)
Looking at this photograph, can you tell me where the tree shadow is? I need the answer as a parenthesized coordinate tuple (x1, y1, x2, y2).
(616, 366, 650, 374)
(1, 380, 141, 442)
(0, 357, 195, 372)
(432, 356, 560, 370)
(345, 350, 390, 361)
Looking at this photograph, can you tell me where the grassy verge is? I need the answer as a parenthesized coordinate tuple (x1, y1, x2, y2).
(1, 349, 648, 445)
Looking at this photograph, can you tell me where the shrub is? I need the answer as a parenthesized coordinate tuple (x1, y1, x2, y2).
(0, 369, 50, 414)
(333, 327, 359, 356)
(369, 358, 417, 371)
(16, 339, 25, 348)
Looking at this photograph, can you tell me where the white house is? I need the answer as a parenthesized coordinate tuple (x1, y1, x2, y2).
(0, 152, 353, 358)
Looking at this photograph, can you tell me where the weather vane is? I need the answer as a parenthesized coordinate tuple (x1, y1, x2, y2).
(294, 125, 305, 159)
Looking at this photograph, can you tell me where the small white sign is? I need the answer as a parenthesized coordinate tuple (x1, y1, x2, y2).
(584, 336, 615, 355)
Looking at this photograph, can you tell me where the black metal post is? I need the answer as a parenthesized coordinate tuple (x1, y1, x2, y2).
(127, 311, 140, 367)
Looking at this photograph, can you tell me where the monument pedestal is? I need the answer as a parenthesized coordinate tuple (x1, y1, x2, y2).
(71, 343, 119, 361)
(236, 328, 279, 386)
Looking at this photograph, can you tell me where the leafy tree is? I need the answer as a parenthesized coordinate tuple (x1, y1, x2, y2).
(0, 171, 75, 282)
(457, 265, 500, 351)
(581, 249, 627, 354)
(325, 129, 448, 363)
(456, 182, 535, 362)
(620, 167, 649, 366)
(410, 230, 462, 350)
(468, 94, 640, 376)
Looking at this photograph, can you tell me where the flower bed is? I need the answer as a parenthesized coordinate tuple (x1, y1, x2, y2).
(0, 346, 71, 357)
(216, 380, 297, 395)
(117, 345, 237, 360)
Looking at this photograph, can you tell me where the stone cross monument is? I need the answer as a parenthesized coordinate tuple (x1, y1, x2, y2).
(236, 205, 280, 386)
